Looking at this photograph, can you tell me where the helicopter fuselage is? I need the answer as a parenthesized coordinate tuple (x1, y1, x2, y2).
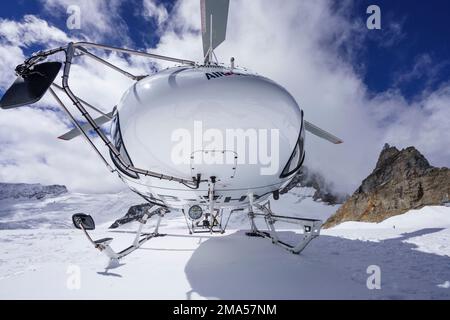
(111, 65, 305, 212)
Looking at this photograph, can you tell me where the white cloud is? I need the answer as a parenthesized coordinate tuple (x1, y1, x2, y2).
(39, 0, 130, 43)
(0, 15, 77, 91)
(0, 44, 25, 90)
(0, 107, 124, 193)
(143, 0, 169, 26)
(393, 54, 450, 90)
(0, 15, 134, 193)
(377, 86, 450, 168)
(0, 14, 71, 47)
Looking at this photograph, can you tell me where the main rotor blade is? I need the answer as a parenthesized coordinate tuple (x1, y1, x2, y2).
(201, 0, 230, 60)
(304, 120, 343, 144)
(58, 111, 114, 141)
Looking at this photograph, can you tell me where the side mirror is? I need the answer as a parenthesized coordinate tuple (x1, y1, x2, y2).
(0, 61, 62, 109)
(72, 213, 95, 230)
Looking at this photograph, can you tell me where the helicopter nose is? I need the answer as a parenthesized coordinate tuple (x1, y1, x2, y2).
(116, 67, 303, 183)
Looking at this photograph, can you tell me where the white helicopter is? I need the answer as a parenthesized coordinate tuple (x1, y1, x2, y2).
(0, 0, 342, 264)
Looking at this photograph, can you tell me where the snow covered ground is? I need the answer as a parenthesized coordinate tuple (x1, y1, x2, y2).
(0, 191, 143, 229)
(0, 187, 449, 299)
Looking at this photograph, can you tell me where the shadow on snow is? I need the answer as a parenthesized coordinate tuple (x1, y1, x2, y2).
(184, 229, 450, 299)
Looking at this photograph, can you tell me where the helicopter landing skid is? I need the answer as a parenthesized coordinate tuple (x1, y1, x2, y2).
(247, 201, 322, 254)
(73, 207, 168, 267)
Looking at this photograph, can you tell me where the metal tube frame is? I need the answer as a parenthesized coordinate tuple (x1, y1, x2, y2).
(76, 46, 142, 81)
(48, 87, 115, 172)
(247, 200, 323, 254)
(79, 206, 168, 266)
(34, 42, 204, 188)
(52, 83, 113, 118)
(74, 42, 196, 66)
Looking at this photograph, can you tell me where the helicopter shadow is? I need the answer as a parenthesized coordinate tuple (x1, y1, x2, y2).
(184, 229, 450, 299)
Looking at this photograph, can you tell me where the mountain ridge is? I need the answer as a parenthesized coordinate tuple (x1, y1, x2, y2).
(0, 182, 67, 200)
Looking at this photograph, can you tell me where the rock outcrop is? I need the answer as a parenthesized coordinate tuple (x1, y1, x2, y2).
(281, 166, 348, 205)
(109, 203, 155, 229)
(324, 144, 450, 228)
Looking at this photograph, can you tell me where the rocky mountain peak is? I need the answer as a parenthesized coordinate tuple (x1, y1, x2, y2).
(377, 143, 399, 166)
(360, 144, 431, 195)
(324, 145, 450, 228)
(377, 144, 430, 171)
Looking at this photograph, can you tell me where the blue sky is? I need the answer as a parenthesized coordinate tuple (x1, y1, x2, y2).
(0, 0, 175, 50)
(0, 0, 449, 193)
(355, 0, 450, 98)
(1, 0, 450, 100)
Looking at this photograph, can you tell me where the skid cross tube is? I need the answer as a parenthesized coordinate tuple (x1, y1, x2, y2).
(247, 201, 322, 254)
(80, 207, 168, 266)
(116, 210, 165, 259)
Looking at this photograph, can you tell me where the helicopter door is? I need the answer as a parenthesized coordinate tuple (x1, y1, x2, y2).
(190, 150, 237, 183)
